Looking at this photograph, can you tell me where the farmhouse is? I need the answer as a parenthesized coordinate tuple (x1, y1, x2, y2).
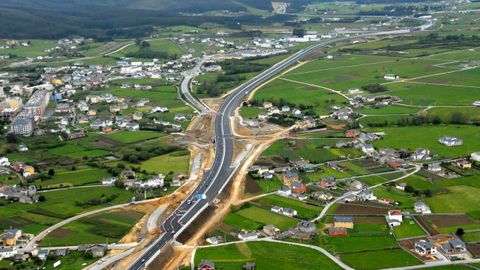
(440, 238, 468, 258)
(319, 177, 336, 189)
(414, 240, 437, 256)
(238, 231, 258, 240)
(291, 182, 307, 194)
(349, 180, 363, 190)
(386, 210, 403, 227)
(297, 221, 317, 235)
(277, 185, 292, 196)
(384, 74, 399, 80)
(357, 189, 376, 201)
(0, 247, 17, 260)
(263, 225, 280, 236)
(411, 148, 431, 161)
(427, 163, 442, 173)
(243, 262, 256, 270)
(396, 183, 407, 191)
(205, 236, 222, 245)
(0, 229, 22, 246)
(456, 159, 472, 169)
(101, 177, 117, 185)
(282, 170, 299, 185)
(262, 102, 273, 109)
(346, 129, 361, 138)
(333, 216, 354, 229)
(438, 136, 463, 147)
(471, 152, 480, 162)
(328, 227, 347, 236)
(198, 260, 215, 270)
(311, 191, 333, 202)
(414, 201, 431, 214)
(271, 206, 298, 217)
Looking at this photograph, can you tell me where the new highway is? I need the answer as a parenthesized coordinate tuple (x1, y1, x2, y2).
(127, 20, 434, 270)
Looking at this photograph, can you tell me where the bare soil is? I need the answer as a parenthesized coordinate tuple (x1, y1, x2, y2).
(245, 175, 262, 194)
(50, 229, 74, 238)
(352, 216, 386, 224)
(334, 203, 390, 215)
(427, 214, 478, 228)
(414, 215, 439, 236)
(467, 243, 480, 258)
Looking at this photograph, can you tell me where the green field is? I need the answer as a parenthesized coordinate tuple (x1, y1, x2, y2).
(284, 55, 448, 92)
(42, 209, 144, 246)
(426, 185, 480, 215)
(43, 251, 98, 270)
(107, 131, 165, 144)
(109, 39, 182, 59)
(370, 125, 480, 158)
(340, 249, 421, 270)
(0, 187, 133, 234)
(224, 205, 298, 231)
(254, 177, 284, 194)
(140, 150, 190, 175)
(397, 174, 446, 193)
(373, 185, 417, 210)
(48, 144, 109, 158)
(259, 195, 322, 220)
(261, 138, 362, 165)
(320, 234, 398, 254)
(103, 84, 193, 127)
(384, 82, 480, 106)
(195, 241, 342, 270)
(393, 219, 426, 239)
(463, 231, 480, 243)
(240, 106, 266, 119)
(37, 166, 111, 188)
(247, 79, 347, 116)
(0, 39, 56, 58)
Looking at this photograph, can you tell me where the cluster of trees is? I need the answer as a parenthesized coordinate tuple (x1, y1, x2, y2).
(358, 5, 430, 16)
(0, 2, 294, 39)
(221, 59, 269, 76)
(197, 59, 270, 97)
(386, 33, 480, 52)
(121, 145, 182, 164)
(75, 193, 119, 207)
(197, 81, 223, 97)
(125, 40, 178, 60)
(404, 184, 433, 197)
(361, 84, 389, 93)
(366, 112, 475, 128)
(249, 98, 314, 111)
(267, 115, 297, 127)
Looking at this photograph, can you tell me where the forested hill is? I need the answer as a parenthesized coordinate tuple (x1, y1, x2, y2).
(0, 0, 314, 39)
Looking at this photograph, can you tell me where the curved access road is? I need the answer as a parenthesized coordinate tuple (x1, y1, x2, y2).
(128, 19, 435, 270)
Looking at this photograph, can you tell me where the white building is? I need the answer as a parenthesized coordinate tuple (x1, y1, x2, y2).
(415, 240, 437, 256)
(0, 157, 10, 167)
(0, 247, 17, 259)
(439, 136, 463, 147)
(151, 107, 169, 113)
(238, 232, 258, 240)
(11, 115, 34, 136)
(101, 177, 117, 185)
(414, 201, 431, 214)
(471, 152, 480, 162)
(384, 74, 399, 80)
(277, 186, 291, 196)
